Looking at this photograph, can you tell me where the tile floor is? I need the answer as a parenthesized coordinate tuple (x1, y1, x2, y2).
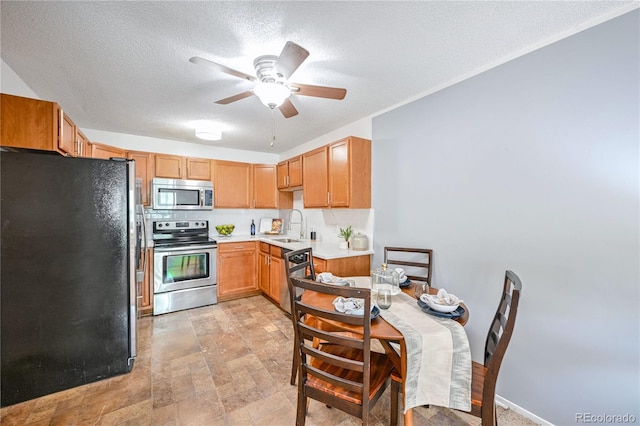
(1, 296, 537, 425)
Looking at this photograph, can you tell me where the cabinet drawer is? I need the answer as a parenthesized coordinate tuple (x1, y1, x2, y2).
(259, 242, 270, 253)
(269, 245, 281, 258)
(218, 241, 256, 253)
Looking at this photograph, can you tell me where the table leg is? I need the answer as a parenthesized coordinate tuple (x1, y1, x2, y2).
(379, 339, 413, 426)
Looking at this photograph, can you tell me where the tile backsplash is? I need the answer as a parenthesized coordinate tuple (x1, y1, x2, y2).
(144, 190, 374, 249)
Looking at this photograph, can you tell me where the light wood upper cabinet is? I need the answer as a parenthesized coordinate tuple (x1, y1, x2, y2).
(254, 164, 277, 209)
(252, 164, 292, 209)
(213, 160, 252, 208)
(302, 146, 330, 207)
(76, 129, 91, 158)
(1, 93, 77, 156)
(154, 154, 184, 179)
(186, 157, 211, 181)
(302, 136, 371, 208)
(90, 142, 126, 159)
(127, 150, 153, 206)
(59, 111, 76, 155)
(277, 155, 303, 190)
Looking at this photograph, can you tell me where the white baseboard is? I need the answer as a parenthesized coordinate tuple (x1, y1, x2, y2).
(495, 394, 553, 425)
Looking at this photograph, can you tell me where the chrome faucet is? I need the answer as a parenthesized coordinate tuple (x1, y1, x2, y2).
(288, 209, 304, 238)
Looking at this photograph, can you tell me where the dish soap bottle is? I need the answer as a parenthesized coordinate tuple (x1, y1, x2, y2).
(250, 219, 255, 236)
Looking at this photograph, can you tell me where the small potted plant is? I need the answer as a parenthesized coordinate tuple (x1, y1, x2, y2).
(338, 225, 353, 249)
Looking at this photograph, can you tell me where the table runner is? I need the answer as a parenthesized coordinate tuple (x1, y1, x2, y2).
(379, 291, 471, 412)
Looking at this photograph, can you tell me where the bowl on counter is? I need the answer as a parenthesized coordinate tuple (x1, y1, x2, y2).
(215, 224, 235, 236)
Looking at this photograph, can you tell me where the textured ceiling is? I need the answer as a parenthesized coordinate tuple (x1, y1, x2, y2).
(1, 1, 635, 153)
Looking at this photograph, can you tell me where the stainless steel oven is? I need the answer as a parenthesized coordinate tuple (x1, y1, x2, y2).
(152, 220, 217, 315)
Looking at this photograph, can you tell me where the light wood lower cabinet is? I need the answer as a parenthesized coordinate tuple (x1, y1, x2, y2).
(139, 248, 153, 316)
(312, 254, 371, 277)
(217, 241, 259, 301)
(258, 242, 282, 304)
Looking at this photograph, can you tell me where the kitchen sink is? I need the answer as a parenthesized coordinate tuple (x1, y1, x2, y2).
(272, 238, 300, 243)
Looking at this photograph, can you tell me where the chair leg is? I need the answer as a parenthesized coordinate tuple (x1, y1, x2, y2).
(290, 355, 298, 385)
(390, 379, 400, 426)
(296, 394, 308, 426)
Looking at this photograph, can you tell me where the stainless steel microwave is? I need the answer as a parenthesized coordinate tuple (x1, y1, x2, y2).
(151, 178, 213, 210)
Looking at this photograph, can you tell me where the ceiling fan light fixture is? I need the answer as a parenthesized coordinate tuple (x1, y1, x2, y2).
(254, 82, 290, 108)
(195, 125, 222, 141)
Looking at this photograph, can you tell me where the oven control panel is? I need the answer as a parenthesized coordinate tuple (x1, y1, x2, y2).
(153, 220, 208, 231)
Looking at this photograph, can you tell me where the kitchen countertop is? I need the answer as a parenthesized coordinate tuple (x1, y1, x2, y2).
(214, 234, 374, 260)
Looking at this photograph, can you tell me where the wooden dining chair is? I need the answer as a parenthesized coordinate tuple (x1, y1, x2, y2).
(390, 270, 522, 426)
(289, 277, 395, 425)
(284, 247, 316, 386)
(383, 247, 433, 284)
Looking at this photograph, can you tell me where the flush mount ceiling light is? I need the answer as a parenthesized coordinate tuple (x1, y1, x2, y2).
(194, 124, 222, 141)
(253, 82, 290, 108)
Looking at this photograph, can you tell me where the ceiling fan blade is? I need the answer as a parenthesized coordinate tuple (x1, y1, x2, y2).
(189, 56, 256, 81)
(289, 83, 347, 100)
(215, 90, 255, 105)
(275, 42, 309, 80)
(279, 98, 299, 118)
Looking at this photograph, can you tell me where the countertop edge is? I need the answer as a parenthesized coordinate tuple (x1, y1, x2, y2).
(214, 234, 374, 260)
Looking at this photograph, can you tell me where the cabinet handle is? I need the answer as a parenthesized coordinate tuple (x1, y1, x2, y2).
(327, 192, 330, 205)
(286, 175, 289, 186)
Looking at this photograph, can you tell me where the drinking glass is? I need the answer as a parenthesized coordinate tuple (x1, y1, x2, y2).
(377, 286, 392, 309)
(414, 282, 430, 301)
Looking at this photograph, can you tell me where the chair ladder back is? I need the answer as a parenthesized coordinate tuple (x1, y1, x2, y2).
(483, 271, 522, 369)
(383, 246, 433, 284)
(290, 277, 386, 422)
(284, 247, 316, 387)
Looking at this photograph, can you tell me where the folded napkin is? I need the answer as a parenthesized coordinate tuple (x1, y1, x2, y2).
(333, 297, 371, 315)
(422, 288, 463, 306)
(394, 268, 408, 283)
(316, 272, 349, 285)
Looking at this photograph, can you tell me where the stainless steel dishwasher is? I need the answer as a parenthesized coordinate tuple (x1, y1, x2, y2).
(279, 248, 309, 314)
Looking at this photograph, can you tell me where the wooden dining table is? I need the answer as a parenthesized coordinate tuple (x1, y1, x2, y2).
(300, 277, 469, 426)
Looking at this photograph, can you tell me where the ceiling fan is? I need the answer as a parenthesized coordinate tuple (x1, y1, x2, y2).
(189, 41, 346, 118)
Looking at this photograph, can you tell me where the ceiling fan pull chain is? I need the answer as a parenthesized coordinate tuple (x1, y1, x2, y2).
(270, 107, 276, 148)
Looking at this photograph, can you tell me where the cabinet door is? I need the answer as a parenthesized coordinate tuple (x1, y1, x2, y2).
(313, 257, 327, 274)
(155, 154, 184, 179)
(276, 161, 289, 189)
(302, 146, 329, 208)
(218, 247, 258, 300)
(213, 160, 252, 208)
(253, 164, 278, 209)
(91, 142, 126, 159)
(127, 151, 153, 206)
(0, 94, 57, 152)
(58, 111, 76, 156)
(76, 130, 90, 158)
(328, 139, 350, 207)
(186, 157, 211, 181)
(269, 255, 281, 303)
(139, 248, 153, 316)
(288, 156, 303, 187)
(258, 251, 270, 293)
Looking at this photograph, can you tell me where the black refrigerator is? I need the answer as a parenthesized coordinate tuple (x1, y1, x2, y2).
(1, 150, 137, 407)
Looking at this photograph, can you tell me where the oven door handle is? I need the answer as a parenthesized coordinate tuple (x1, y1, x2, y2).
(153, 244, 217, 253)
